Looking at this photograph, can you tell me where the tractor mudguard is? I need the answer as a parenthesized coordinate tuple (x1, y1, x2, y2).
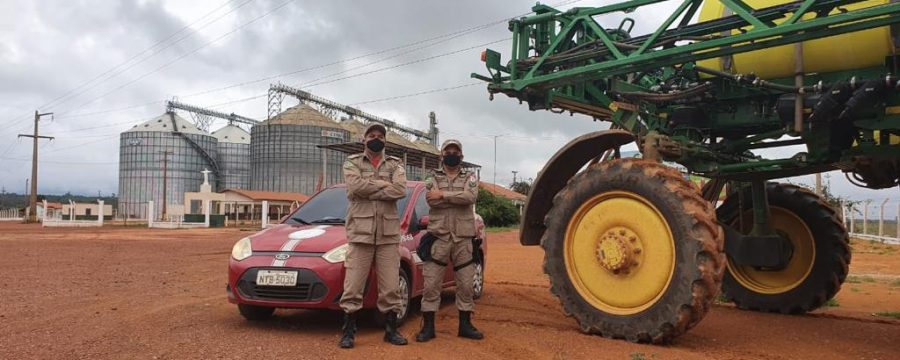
(519, 129, 635, 246)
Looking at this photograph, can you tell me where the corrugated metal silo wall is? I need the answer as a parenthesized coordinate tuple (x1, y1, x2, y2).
(217, 142, 250, 190)
(250, 124, 349, 195)
(118, 132, 218, 220)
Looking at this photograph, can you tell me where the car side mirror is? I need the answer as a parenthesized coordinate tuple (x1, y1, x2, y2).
(418, 215, 429, 228)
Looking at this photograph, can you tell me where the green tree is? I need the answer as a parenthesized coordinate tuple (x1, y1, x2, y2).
(475, 188, 519, 227)
(509, 178, 533, 195)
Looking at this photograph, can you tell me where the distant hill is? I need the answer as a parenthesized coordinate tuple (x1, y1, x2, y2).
(0, 192, 117, 209)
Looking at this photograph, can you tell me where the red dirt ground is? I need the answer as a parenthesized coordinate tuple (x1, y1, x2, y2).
(0, 222, 897, 359)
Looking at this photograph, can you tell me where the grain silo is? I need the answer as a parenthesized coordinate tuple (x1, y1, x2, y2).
(250, 104, 350, 195)
(118, 112, 219, 220)
(211, 124, 250, 190)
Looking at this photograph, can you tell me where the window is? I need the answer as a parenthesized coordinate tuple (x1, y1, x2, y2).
(414, 191, 429, 220)
(409, 190, 430, 233)
(287, 186, 415, 225)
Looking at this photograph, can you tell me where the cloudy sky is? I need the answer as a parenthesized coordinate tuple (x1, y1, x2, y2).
(0, 0, 896, 215)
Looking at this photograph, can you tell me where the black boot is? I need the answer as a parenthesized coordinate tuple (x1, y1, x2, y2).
(458, 311, 483, 340)
(339, 312, 357, 349)
(415, 311, 436, 342)
(383, 311, 409, 345)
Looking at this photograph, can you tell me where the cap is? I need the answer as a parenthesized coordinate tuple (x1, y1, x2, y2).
(441, 139, 462, 152)
(364, 123, 387, 137)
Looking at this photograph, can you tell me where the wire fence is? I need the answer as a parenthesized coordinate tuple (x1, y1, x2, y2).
(842, 200, 900, 245)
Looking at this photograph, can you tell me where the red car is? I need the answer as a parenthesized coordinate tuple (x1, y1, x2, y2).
(227, 181, 487, 323)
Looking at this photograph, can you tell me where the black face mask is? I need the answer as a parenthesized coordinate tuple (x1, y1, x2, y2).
(442, 154, 462, 167)
(366, 138, 385, 152)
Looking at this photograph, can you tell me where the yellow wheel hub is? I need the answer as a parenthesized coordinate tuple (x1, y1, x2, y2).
(728, 207, 816, 294)
(597, 227, 640, 273)
(564, 191, 675, 315)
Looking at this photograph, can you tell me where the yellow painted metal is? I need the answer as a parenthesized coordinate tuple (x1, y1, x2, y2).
(728, 207, 816, 294)
(697, 0, 893, 79)
(564, 191, 676, 315)
(852, 130, 900, 146)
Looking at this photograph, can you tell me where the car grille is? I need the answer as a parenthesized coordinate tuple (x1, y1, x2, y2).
(237, 268, 328, 302)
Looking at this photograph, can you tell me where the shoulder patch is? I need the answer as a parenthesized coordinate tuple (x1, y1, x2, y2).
(343, 160, 356, 169)
(467, 173, 479, 188)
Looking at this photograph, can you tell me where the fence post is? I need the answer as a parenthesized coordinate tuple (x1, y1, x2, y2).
(204, 200, 211, 228)
(841, 201, 847, 229)
(261, 201, 269, 229)
(879, 199, 889, 237)
(849, 205, 855, 234)
(148, 201, 155, 228)
(42, 199, 48, 226)
(863, 200, 871, 235)
(98, 200, 104, 226)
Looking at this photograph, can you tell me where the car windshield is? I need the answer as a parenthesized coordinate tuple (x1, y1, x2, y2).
(287, 187, 415, 225)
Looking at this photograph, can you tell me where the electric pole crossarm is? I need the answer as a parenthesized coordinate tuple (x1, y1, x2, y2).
(18, 135, 55, 140)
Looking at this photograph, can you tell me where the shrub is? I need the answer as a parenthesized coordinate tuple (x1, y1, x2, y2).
(476, 188, 519, 227)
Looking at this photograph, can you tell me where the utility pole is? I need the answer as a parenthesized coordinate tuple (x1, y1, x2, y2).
(18, 111, 54, 222)
(492, 134, 505, 186)
(160, 150, 173, 221)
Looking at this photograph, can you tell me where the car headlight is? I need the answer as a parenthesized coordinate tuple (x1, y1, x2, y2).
(231, 237, 252, 261)
(322, 243, 349, 263)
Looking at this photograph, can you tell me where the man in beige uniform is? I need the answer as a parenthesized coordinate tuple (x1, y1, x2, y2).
(339, 123, 408, 349)
(415, 139, 484, 342)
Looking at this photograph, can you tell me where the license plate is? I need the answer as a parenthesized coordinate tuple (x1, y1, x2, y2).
(256, 270, 298, 286)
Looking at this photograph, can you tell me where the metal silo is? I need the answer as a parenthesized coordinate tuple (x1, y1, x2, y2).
(118, 112, 219, 220)
(212, 124, 250, 190)
(250, 104, 350, 195)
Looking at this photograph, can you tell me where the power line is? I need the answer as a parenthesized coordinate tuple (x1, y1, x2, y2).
(0, 0, 587, 161)
(193, 37, 508, 110)
(301, 38, 509, 89)
(349, 82, 481, 106)
(179, 16, 503, 99)
(39, 0, 251, 111)
(46, 0, 582, 121)
(53, 0, 293, 118)
(0, 156, 118, 166)
(0, 0, 254, 129)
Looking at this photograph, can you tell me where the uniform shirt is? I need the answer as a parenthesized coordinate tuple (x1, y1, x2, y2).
(343, 152, 407, 244)
(424, 168, 478, 242)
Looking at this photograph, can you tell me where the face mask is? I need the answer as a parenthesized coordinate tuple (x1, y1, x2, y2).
(442, 154, 462, 167)
(366, 138, 385, 152)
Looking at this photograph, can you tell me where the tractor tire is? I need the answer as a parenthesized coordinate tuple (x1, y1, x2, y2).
(717, 183, 850, 314)
(541, 159, 725, 344)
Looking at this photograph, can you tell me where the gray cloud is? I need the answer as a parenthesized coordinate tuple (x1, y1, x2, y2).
(0, 0, 896, 216)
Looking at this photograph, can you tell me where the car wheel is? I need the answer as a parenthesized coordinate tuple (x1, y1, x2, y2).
(373, 269, 413, 326)
(396, 269, 412, 323)
(237, 304, 275, 321)
(473, 261, 485, 299)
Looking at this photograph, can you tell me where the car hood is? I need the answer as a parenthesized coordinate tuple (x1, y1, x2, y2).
(249, 224, 346, 253)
